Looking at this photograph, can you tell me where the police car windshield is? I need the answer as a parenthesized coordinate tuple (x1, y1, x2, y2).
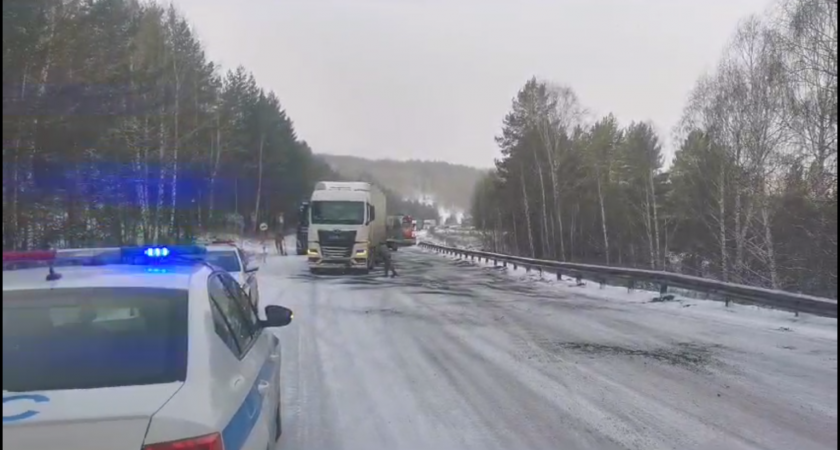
(311, 200, 365, 225)
(204, 250, 241, 272)
(3, 287, 188, 392)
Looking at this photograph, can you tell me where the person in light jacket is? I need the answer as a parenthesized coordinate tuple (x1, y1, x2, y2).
(275, 230, 287, 256)
(274, 213, 287, 256)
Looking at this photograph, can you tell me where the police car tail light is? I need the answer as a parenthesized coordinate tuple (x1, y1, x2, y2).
(143, 432, 224, 450)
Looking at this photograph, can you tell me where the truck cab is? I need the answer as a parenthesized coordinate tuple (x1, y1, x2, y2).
(305, 182, 386, 274)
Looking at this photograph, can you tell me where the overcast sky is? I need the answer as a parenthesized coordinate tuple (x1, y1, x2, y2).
(171, 0, 771, 168)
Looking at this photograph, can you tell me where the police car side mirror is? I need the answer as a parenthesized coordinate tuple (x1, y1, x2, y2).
(245, 266, 259, 274)
(263, 305, 293, 328)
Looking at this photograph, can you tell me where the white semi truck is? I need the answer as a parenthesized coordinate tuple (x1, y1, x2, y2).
(305, 181, 387, 274)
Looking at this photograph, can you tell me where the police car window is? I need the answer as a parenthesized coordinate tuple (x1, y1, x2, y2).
(204, 250, 242, 272)
(3, 287, 188, 392)
(209, 298, 240, 355)
(207, 275, 255, 354)
(219, 273, 260, 327)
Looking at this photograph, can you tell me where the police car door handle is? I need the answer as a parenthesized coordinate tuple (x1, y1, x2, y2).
(257, 381, 271, 395)
(269, 352, 280, 361)
(231, 375, 245, 389)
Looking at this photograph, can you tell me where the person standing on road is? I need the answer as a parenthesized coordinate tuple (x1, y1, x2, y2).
(260, 239, 269, 263)
(275, 213, 287, 256)
(275, 230, 287, 256)
(379, 242, 398, 278)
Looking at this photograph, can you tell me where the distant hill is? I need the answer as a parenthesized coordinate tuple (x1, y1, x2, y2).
(318, 154, 488, 211)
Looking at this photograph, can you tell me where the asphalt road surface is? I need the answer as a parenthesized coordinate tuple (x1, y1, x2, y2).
(257, 243, 837, 450)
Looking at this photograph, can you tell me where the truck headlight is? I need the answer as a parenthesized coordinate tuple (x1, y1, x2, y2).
(355, 249, 368, 258)
(307, 249, 319, 257)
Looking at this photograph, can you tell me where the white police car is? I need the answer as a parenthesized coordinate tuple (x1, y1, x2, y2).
(204, 243, 260, 309)
(2, 246, 293, 450)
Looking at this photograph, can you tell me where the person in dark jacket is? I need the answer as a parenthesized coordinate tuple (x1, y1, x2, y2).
(379, 242, 397, 277)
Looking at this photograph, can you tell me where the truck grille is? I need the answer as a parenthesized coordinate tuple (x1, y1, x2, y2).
(321, 246, 353, 258)
(317, 229, 357, 259)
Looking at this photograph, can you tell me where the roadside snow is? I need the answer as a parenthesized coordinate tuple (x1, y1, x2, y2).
(256, 247, 836, 450)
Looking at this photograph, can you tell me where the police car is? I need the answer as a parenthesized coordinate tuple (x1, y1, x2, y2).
(204, 242, 260, 309)
(2, 245, 293, 450)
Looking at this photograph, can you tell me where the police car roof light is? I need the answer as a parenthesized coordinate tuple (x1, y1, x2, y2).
(144, 247, 171, 257)
(121, 245, 207, 259)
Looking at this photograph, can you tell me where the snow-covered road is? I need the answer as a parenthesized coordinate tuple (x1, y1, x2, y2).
(257, 244, 837, 450)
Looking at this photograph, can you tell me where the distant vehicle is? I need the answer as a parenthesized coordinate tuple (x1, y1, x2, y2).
(204, 243, 260, 309)
(296, 201, 310, 256)
(2, 246, 293, 450)
(305, 181, 387, 274)
(422, 219, 437, 230)
(386, 214, 417, 250)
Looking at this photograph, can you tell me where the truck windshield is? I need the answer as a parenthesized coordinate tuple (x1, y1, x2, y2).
(311, 200, 366, 225)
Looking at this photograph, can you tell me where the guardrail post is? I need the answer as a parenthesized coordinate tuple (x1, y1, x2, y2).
(627, 279, 635, 293)
(556, 271, 562, 280)
(658, 284, 668, 301)
(575, 274, 583, 286)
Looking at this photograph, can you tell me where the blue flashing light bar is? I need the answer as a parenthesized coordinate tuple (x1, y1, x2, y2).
(3, 246, 210, 278)
(121, 245, 207, 265)
(143, 247, 170, 258)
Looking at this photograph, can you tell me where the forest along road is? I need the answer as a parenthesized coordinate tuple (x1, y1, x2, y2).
(258, 243, 837, 450)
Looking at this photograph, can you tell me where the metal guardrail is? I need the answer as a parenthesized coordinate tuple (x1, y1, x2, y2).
(418, 241, 838, 319)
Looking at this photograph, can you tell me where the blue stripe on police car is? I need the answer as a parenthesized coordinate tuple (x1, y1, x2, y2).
(3, 394, 50, 423)
(221, 357, 277, 450)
